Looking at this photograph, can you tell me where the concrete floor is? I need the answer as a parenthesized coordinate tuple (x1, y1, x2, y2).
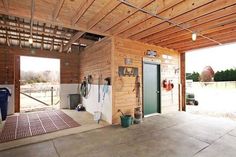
(0, 110, 108, 151)
(1, 112, 236, 157)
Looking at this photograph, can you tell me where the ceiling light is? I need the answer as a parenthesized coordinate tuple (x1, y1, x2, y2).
(192, 32, 197, 41)
(28, 38, 33, 44)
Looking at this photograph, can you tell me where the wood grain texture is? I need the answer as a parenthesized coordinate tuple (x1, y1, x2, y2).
(180, 53, 186, 111)
(78, 38, 112, 84)
(0, 46, 79, 84)
(112, 37, 180, 124)
(1, 0, 236, 51)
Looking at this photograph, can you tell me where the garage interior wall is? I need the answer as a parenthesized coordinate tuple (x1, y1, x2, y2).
(0, 37, 181, 124)
(78, 38, 112, 124)
(0, 46, 80, 114)
(111, 37, 180, 124)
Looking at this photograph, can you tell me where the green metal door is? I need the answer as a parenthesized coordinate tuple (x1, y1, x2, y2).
(143, 62, 160, 115)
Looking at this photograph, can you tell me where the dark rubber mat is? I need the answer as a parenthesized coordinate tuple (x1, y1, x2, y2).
(0, 110, 80, 143)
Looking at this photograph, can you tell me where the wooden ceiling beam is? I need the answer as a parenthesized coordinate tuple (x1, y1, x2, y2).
(169, 37, 214, 50)
(134, 1, 236, 41)
(78, 38, 95, 46)
(0, 35, 62, 47)
(0, 22, 70, 39)
(63, 31, 85, 52)
(30, 0, 35, 39)
(0, 18, 72, 37)
(59, 28, 67, 52)
(143, 3, 236, 43)
(0, 7, 109, 37)
(154, 13, 236, 46)
(41, 23, 45, 50)
(160, 25, 236, 48)
(177, 42, 216, 52)
(153, 13, 236, 45)
(71, 0, 95, 25)
(169, 32, 236, 51)
(5, 29, 10, 46)
(16, 17, 22, 48)
(118, 0, 215, 38)
(0, 33, 63, 45)
(162, 29, 236, 49)
(2, 26, 70, 42)
(86, 0, 121, 30)
(159, 23, 236, 48)
(108, 0, 184, 35)
(2, 0, 9, 11)
(201, 21, 236, 35)
(53, 0, 65, 20)
(59, 40, 63, 52)
(3, 16, 10, 46)
(177, 35, 236, 52)
(104, 0, 156, 34)
(50, 26, 58, 51)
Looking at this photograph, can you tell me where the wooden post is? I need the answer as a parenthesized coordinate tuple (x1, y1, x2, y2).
(180, 53, 186, 111)
(14, 56, 20, 112)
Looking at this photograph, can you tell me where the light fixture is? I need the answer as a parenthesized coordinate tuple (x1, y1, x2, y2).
(192, 32, 197, 41)
(28, 38, 33, 44)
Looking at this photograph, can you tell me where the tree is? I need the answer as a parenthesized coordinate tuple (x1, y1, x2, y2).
(186, 72, 200, 82)
(214, 68, 236, 81)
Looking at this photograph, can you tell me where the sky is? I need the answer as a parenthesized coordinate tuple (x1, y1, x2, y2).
(186, 42, 236, 73)
(20, 56, 60, 72)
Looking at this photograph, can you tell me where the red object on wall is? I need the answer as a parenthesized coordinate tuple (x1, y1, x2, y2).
(162, 79, 174, 91)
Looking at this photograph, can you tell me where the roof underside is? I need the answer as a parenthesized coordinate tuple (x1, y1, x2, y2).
(0, 0, 236, 52)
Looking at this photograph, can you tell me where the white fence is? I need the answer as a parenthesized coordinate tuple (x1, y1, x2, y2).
(190, 81, 236, 89)
(186, 81, 236, 113)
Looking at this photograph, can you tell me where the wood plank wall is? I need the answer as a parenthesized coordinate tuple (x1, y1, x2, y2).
(0, 46, 79, 85)
(112, 37, 180, 124)
(78, 38, 112, 84)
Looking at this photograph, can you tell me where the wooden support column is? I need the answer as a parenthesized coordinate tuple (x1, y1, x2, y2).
(14, 55, 20, 112)
(180, 52, 186, 111)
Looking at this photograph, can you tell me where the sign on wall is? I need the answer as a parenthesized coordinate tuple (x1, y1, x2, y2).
(118, 66, 138, 77)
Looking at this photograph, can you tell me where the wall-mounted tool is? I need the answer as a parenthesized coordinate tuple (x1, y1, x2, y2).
(162, 79, 174, 91)
(118, 66, 138, 77)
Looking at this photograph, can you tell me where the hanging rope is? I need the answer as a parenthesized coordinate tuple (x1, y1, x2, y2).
(4, 48, 9, 84)
(133, 75, 141, 106)
(80, 76, 92, 98)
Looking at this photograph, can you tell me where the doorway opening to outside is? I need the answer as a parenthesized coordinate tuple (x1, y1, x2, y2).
(20, 56, 60, 112)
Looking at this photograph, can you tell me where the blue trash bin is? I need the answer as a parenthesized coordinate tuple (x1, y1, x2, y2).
(0, 88, 11, 121)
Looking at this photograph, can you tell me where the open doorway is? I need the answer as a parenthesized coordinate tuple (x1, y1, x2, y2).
(20, 56, 60, 112)
(185, 43, 236, 120)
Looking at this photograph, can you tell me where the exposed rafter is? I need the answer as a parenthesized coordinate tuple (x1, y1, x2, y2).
(41, 23, 45, 50)
(30, 0, 35, 42)
(108, 0, 183, 35)
(118, 0, 222, 45)
(16, 17, 22, 48)
(0, 2, 109, 36)
(53, 0, 65, 20)
(63, 31, 85, 52)
(138, 0, 236, 42)
(3, 16, 10, 46)
(72, 0, 95, 25)
(0, 22, 71, 39)
(59, 40, 63, 52)
(1, 0, 236, 51)
(2, 0, 9, 11)
(87, 0, 121, 29)
(50, 26, 58, 51)
(5, 29, 10, 46)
